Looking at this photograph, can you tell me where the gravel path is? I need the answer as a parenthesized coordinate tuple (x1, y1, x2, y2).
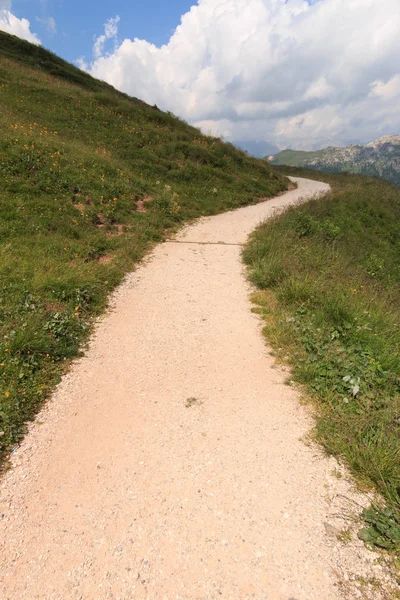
(0, 178, 391, 600)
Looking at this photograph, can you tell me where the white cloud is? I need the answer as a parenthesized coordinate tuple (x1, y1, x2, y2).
(76, 1, 400, 148)
(36, 15, 56, 35)
(0, 3, 41, 45)
(75, 56, 89, 71)
(93, 15, 120, 60)
(303, 77, 333, 101)
(370, 75, 400, 101)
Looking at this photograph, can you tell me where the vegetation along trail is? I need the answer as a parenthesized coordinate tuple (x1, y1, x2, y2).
(0, 177, 390, 600)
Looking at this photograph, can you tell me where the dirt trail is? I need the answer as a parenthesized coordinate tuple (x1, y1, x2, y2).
(0, 178, 388, 600)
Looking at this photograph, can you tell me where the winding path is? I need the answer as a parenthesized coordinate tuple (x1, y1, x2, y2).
(1, 177, 368, 600)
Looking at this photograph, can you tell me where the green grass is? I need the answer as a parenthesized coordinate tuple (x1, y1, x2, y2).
(243, 167, 400, 547)
(270, 148, 341, 166)
(0, 30, 288, 466)
(271, 144, 400, 188)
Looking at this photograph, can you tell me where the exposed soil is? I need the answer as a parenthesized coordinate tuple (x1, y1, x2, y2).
(135, 195, 154, 213)
(0, 178, 394, 600)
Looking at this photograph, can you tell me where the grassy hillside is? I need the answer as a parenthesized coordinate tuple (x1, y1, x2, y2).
(270, 148, 339, 166)
(271, 138, 400, 187)
(244, 167, 400, 549)
(0, 31, 287, 465)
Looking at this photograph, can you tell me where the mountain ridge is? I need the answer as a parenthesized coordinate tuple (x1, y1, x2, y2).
(270, 135, 400, 186)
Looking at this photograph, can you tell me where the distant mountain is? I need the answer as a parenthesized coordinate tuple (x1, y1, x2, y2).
(269, 135, 400, 186)
(234, 140, 279, 158)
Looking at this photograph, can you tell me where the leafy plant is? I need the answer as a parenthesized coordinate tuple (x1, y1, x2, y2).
(365, 253, 386, 279)
(151, 185, 182, 222)
(359, 506, 400, 550)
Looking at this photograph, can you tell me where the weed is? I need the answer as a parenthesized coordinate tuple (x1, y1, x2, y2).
(359, 506, 400, 551)
(336, 528, 352, 544)
(331, 468, 343, 479)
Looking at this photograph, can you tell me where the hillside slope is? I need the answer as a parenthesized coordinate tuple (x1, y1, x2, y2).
(270, 136, 400, 186)
(0, 31, 287, 463)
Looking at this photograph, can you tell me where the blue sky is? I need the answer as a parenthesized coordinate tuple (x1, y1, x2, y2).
(1, 0, 400, 150)
(10, 0, 195, 62)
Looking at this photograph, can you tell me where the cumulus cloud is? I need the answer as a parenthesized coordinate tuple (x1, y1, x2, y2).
(370, 74, 400, 101)
(81, 0, 399, 149)
(93, 16, 120, 59)
(0, 2, 41, 45)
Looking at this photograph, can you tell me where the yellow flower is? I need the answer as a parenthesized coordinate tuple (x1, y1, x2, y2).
(4, 391, 9, 398)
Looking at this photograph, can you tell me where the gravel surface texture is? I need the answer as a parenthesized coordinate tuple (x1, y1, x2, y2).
(0, 177, 394, 600)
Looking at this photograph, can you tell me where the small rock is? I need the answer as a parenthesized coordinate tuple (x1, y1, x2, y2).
(324, 522, 341, 537)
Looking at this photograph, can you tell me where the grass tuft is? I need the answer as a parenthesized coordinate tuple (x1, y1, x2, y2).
(244, 168, 400, 549)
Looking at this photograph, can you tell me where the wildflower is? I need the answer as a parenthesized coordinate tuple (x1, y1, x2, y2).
(4, 391, 9, 398)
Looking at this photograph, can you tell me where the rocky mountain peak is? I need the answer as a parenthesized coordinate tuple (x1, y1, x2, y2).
(366, 135, 400, 149)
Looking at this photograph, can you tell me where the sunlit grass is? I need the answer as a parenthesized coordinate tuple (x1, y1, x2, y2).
(244, 168, 400, 545)
(0, 31, 288, 465)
